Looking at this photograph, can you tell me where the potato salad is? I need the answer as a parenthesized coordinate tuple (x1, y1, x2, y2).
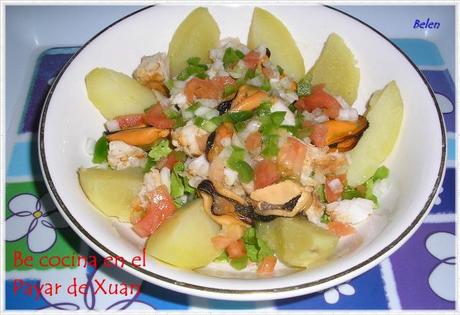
(79, 7, 403, 274)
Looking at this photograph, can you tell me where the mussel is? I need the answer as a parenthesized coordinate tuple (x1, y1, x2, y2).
(197, 179, 313, 226)
(311, 116, 368, 149)
(197, 180, 253, 226)
(205, 122, 234, 162)
(250, 180, 313, 217)
(105, 127, 169, 147)
(335, 136, 360, 152)
(216, 100, 232, 115)
(231, 85, 271, 112)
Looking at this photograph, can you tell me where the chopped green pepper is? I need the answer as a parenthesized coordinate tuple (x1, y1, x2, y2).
(372, 166, 390, 181)
(260, 77, 271, 92)
(320, 212, 331, 224)
(342, 185, 361, 200)
(317, 184, 327, 203)
(194, 116, 218, 133)
(230, 256, 248, 270)
(223, 47, 244, 68)
(227, 146, 254, 183)
(148, 139, 172, 162)
(92, 135, 109, 164)
(261, 134, 280, 158)
(297, 74, 312, 97)
(223, 85, 237, 97)
(214, 251, 229, 263)
(227, 111, 253, 123)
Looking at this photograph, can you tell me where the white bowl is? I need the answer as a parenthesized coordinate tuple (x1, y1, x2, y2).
(38, 4, 446, 300)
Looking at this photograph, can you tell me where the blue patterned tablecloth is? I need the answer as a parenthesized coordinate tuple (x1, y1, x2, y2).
(5, 39, 456, 311)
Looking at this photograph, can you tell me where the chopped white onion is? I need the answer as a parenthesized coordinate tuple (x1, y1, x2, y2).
(220, 137, 232, 147)
(160, 167, 171, 193)
(224, 167, 239, 186)
(231, 133, 243, 147)
(195, 106, 212, 117)
(174, 80, 186, 89)
(105, 120, 120, 133)
(314, 115, 329, 123)
(187, 155, 209, 178)
(327, 198, 374, 225)
(337, 108, 359, 122)
(182, 110, 194, 121)
(247, 76, 263, 87)
(255, 44, 267, 57)
(239, 120, 261, 141)
(327, 178, 343, 193)
(271, 100, 296, 126)
(204, 109, 219, 120)
(197, 98, 219, 108)
(170, 92, 187, 105)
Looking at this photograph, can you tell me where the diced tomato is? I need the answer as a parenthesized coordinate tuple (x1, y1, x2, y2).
(132, 185, 176, 237)
(328, 221, 356, 236)
(310, 123, 328, 147)
(185, 77, 221, 102)
(166, 154, 178, 169)
(254, 159, 281, 189)
(243, 51, 261, 70)
(325, 176, 345, 203)
(144, 104, 175, 129)
(302, 120, 314, 129)
(211, 224, 245, 250)
(157, 151, 183, 170)
(245, 131, 263, 153)
(211, 235, 233, 250)
(115, 114, 145, 130)
(295, 84, 341, 119)
(257, 256, 277, 274)
(262, 66, 274, 79)
(277, 137, 307, 177)
(226, 239, 247, 259)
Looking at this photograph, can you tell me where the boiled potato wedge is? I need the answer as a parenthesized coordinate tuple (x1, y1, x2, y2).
(248, 7, 305, 80)
(146, 199, 222, 269)
(257, 217, 338, 268)
(85, 68, 157, 120)
(308, 33, 360, 105)
(78, 167, 144, 222)
(347, 81, 403, 186)
(168, 7, 220, 77)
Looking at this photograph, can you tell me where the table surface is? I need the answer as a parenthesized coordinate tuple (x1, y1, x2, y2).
(4, 5, 456, 311)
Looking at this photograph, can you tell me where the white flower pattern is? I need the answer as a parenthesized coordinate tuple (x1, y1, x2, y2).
(6, 193, 68, 253)
(323, 283, 355, 304)
(434, 187, 443, 205)
(426, 232, 456, 302)
(435, 93, 453, 114)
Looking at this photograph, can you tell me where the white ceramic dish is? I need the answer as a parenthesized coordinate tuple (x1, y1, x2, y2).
(39, 4, 445, 300)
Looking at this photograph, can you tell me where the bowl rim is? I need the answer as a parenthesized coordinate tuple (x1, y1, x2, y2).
(38, 4, 446, 299)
